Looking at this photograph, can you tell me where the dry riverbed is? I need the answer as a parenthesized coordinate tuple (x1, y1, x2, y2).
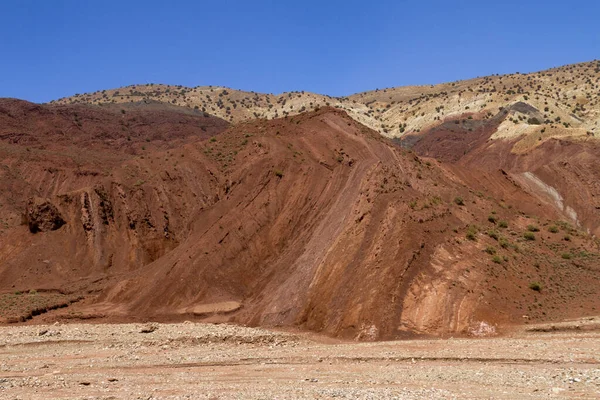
(0, 320, 599, 399)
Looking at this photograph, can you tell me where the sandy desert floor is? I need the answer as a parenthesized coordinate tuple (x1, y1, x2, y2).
(0, 319, 599, 399)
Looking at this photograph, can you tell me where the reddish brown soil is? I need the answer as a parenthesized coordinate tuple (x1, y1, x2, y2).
(404, 106, 600, 236)
(0, 98, 228, 152)
(0, 101, 598, 340)
(0, 98, 229, 308)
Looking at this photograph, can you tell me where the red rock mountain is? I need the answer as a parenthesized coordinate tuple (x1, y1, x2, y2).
(0, 99, 598, 339)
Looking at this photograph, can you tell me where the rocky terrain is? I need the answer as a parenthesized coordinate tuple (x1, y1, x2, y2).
(0, 60, 599, 343)
(0, 99, 229, 303)
(0, 319, 599, 399)
(0, 97, 598, 340)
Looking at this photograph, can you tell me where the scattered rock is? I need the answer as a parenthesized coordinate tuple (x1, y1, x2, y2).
(140, 324, 158, 334)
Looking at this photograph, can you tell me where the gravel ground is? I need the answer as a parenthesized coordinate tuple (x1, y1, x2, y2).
(0, 321, 599, 399)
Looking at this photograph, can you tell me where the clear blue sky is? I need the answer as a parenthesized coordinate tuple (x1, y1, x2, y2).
(1, 0, 598, 103)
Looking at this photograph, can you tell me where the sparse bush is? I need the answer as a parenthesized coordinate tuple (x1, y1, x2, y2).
(488, 215, 498, 224)
(498, 220, 508, 228)
(527, 225, 540, 232)
(524, 232, 536, 241)
(529, 282, 542, 292)
(491, 255, 502, 264)
(548, 225, 559, 233)
(485, 246, 497, 255)
(466, 225, 478, 241)
(274, 169, 284, 178)
(561, 253, 572, 260)
(454, 197, 464, 206)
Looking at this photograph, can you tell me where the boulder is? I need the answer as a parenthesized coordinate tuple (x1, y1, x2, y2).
(25, 197, 66, 233)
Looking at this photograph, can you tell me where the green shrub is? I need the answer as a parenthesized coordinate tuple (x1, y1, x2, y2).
(488, 215, 498, 224)
(485, 246, 497, 255)
(524, 232, 536, 241)
(527, 225, 540, 232)
(529, 282, 542, 292)
(491, 255, 503, 264)
(561, 253, 572, 260)
(498, 220, 508, 228)
(274, 169, 284, 178)
(548, 225, 559, 233)
(466, 225, 478, 241)
(454, 197, 464, 206)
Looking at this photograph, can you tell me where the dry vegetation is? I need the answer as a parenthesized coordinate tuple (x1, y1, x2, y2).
(54, 61, 600, 146)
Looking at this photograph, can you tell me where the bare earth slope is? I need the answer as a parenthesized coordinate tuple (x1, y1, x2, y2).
(401, 101, 600, 236)
(0, 99, 229, 313)
(1, 102, 598, 339)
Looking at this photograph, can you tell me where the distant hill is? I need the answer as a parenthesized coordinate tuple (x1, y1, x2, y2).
(54, 60, 600, 145)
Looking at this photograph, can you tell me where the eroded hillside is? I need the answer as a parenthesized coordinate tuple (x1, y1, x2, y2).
(1, 102, 598, 339)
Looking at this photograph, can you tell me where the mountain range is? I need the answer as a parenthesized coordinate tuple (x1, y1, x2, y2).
(0, 60, 599, 339)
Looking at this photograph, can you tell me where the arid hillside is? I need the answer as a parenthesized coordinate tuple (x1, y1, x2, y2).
(400, 100, 600, 237)
(0, 99, 229, 308)
(0, 100, 598, 339)
(54, 61, 600, 143)
(350, 60, 600, 139)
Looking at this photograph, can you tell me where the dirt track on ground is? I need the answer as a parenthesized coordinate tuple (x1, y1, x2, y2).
(1, 321, 599, 399)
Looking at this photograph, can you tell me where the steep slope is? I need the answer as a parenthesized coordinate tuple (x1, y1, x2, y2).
(401, 101, 600, 237)
(0, 100, 229, 307)
(2, 104, 597, 339)
(102, 110, 599, 339)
